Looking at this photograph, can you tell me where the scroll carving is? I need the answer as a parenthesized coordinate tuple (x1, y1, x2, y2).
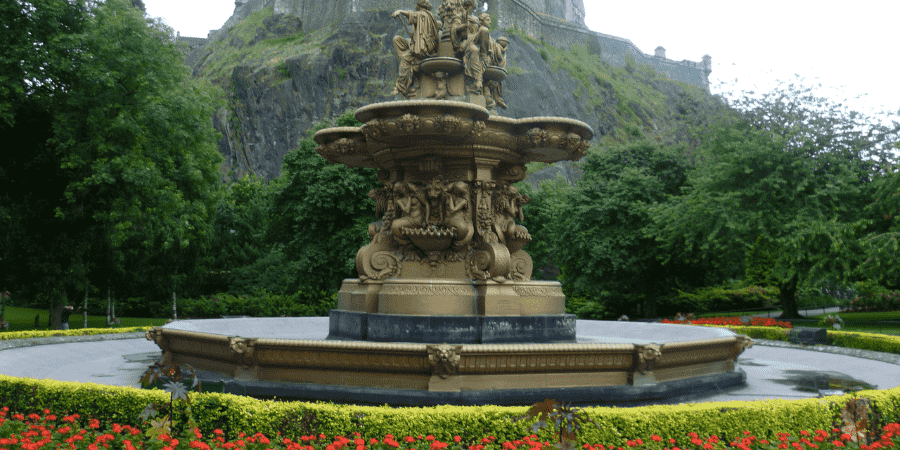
(229, 337, 258, 368)
(427, 343, 462, 379)
(508, 250, 533, 281)
(634, 344, 662, 374)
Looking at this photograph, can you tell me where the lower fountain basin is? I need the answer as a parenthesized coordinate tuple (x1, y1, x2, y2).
(145, 319, 751, 406)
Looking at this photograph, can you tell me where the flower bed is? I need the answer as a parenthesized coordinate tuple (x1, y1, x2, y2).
(1, 406, 899, 450)
(661, 317, 792, 328)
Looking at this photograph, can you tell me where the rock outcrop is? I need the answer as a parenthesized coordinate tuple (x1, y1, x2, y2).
(184, 6, 726, 185)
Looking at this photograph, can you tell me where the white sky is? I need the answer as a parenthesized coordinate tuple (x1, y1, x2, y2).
(144, 0, 900, 119)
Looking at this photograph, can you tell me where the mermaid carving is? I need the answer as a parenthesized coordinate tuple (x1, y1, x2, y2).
(494, 183, 530, 249)
(443, 181, 474, 249)
(391, 181, 429, 244)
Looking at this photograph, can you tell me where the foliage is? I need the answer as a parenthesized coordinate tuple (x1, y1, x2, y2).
(670, 283, 779, 316)
(550, 140, 693, 318)
(207, 174, 277, 293)
(514, 176, 573, 281)
(0, 0, 224, 313)
(743, 236, 777, 288)
(844, 281, 900, 312)
(650, 76, 899, 318)
(178, 290, 336, 318)
(855, 166, 900, 288)
(266, 111, 379, 294)
(515, 399, 600, 448)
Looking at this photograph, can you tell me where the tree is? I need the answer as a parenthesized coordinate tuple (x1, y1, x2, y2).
(208, 174, 280, 294)
(651, 77, 899, 318)
(515, 175, 573, 281)
(854, 165, 900, 289)
(550, 141, 693, 318)
(0, 0, 224, 318)
(266, 112, 380, 295)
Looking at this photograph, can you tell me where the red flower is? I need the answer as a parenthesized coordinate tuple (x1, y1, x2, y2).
(652, 436, 662, 442)
(454, 436, 462, 443)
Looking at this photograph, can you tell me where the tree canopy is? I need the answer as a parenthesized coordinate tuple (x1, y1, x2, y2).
(0, 0, 224, 316)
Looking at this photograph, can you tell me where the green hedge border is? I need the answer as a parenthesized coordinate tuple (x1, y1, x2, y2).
(1, 326, 899, 444)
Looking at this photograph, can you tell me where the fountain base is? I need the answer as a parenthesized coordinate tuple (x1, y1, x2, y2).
(145, 319, 752, 406)
(327, 310, 576, 343)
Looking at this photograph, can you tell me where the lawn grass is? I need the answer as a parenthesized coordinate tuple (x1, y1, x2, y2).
(809, 311, 900, 320)
(0, 304, 169, 333)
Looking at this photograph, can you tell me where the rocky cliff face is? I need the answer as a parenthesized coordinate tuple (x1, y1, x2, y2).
(187, 7, 726, 185)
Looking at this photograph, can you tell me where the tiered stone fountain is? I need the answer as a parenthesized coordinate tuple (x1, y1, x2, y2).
(145, 0, 750, 406)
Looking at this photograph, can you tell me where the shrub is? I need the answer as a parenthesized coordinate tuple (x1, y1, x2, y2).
(846, 280, 900, 312)
(667, 283, 779, 315)
(179, 289, 337, 318)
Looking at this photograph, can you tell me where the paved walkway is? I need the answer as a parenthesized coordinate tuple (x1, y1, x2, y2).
(0, 320, 898, 404)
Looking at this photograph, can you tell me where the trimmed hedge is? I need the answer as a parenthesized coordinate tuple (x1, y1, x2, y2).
(669, 285, 779, 315)
(0, 374, 897, 445)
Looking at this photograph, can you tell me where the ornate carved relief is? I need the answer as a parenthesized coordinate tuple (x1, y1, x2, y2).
(734, 335, 753, 358)
(384, 283, 474, 296)
(634, 344, 662, 374)
(361, 119, 385, 141)
(427, 343, 462, 379)
(512, 285, 562, 297)
(471, 120, 486, 137)
(228, 337, 258, 368)
(497, 165, 527, 183)
(525, 128, 548, 147)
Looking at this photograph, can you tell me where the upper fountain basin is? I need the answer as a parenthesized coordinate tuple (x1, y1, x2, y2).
(314, 100, 593, 168)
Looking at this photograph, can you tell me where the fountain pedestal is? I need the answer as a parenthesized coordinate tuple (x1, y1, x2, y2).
(144, 8, 751, 405)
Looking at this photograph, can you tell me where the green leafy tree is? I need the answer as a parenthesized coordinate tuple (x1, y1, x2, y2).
(267, 112, 380, 295)
(855, 165, 900, 289)
(515, 176, 573, 280)
(651, 77, 898, 318)
(743, 236, 777, 288)
(551, 141, 692, 318)
(208, 174, 276, 293)
(0, 0, 224, 318)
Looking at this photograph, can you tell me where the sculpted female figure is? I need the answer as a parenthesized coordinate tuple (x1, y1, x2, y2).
(391, 181, 429, 244)
(391, 0, 440, 97)
(463, 12, 492, 94)
(443, 181, 474, 249)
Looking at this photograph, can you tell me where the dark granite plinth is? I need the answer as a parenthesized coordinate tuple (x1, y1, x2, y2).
(193, 369, 746, 407)
(789, 327, 829, 345)
(327, 310, 576, 344)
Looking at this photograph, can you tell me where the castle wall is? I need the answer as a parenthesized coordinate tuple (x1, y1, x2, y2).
(492, 0, 711, 90)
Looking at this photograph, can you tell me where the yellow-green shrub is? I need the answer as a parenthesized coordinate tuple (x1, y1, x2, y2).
(829, 330, 900, 354)
(3, 375, 900, 445)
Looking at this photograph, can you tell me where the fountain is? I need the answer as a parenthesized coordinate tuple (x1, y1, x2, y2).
(145, 0, 750, 406)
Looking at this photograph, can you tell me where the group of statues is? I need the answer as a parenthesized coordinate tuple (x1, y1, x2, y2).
(369, 177, 530, 255)
(391, 0, 508, 108)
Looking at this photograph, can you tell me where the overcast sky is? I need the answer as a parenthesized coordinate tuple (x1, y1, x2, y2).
(144, 0, 899, 120)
